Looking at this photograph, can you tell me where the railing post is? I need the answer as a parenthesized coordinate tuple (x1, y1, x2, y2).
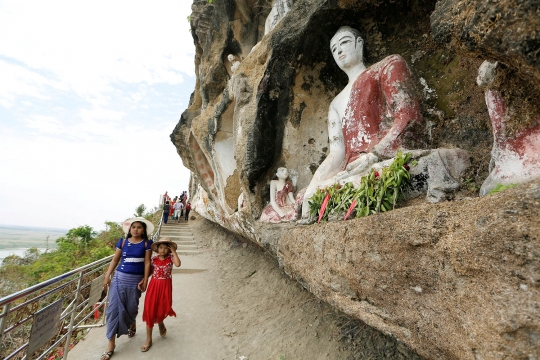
(62, 271, 84, 360)
(0, 303, 11, 343)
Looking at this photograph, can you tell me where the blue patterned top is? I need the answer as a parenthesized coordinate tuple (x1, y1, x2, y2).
(115, 238, 153, 275)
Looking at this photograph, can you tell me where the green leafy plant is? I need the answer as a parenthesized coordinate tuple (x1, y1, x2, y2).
(488, 183, 519, 195)
(60, 225, 97, 247)
(308, 152, 414, 222)
(465, 177, 480, 193)
(134, 204, 146, 217)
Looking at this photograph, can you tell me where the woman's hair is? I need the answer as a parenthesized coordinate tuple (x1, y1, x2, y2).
(157, 243, 171, 254)
(165, 201, 170, 204)
(126, 221, 149, 240)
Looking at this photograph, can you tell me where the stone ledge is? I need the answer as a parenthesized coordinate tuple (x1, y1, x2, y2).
(280, 179, 540, 359)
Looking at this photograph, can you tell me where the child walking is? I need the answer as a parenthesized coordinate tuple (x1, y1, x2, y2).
(140, 238, 181, 352)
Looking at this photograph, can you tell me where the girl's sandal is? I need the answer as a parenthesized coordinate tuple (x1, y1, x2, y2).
(100, 351, 114, 360)
(140, 343, 152, 352)
(127, 325, 136, 338)
(159, 324, 167, 337)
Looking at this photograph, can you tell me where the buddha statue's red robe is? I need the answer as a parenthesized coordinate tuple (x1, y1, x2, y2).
(342, 54, 422, 165)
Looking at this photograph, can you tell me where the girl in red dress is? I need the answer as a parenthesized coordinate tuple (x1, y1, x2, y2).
(140, 238, 181, 352)
(169, 199, 176, 219)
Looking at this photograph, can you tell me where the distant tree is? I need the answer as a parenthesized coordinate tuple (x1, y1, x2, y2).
(98, 221, 124, 247)
(134, 204, 146, 217)
(2, 254, 24, 266)
(23, 248, 40, 264)
(57, 225, 96, 247)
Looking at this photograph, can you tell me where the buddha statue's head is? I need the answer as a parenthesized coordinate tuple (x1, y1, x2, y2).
(330, 26, 364, 71)
(276, 167, 289, 179)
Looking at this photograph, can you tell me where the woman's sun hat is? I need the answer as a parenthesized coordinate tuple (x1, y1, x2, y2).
(122, 217, 155, 235)
(151, 238, 178, 252)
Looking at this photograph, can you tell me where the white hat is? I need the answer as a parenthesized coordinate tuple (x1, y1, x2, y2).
(122, 217, 155, 235)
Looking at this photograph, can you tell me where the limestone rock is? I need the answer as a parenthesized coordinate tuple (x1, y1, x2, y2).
(172, 1, 540, 357)
(281, 179, 540, 359)
(431, 0, 540, 83)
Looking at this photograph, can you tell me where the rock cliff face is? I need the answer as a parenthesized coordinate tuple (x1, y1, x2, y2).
(281, 180, 540, 359)
(171, 1, 540, 358)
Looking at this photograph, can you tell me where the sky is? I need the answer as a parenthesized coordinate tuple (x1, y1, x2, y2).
(0, 1, 196, 231)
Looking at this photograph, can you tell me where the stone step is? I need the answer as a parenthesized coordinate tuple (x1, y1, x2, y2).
(162, 235, 194, 238)
(161, 235, 193, 239)
(175, 241, 196, 245)
(177, 249, 203, 255)
(160, 229, 190, 232)
(162, 232, 191, 234)
(177, 245, 199, 250)
(172, 268, 207, 274)
(172, 255, 207, 273)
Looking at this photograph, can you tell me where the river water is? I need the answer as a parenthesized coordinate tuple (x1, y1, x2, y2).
(0, 224, 66, 261)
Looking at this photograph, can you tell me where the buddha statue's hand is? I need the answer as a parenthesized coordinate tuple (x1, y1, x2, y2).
(345, 152, 378, 172)
(406, 149, 431, 158)
(289, 169, 298, 187)
(335, 170, 349, 181)
(335, 153, 378, 181)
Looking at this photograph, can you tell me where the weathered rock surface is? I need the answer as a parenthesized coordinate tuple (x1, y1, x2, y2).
(172, 0, 540, 358)
(431, 0, 540, 83)
(281, 179, 540, 359)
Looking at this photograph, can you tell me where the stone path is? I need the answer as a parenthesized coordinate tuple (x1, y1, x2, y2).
(67, 220, 221, 360)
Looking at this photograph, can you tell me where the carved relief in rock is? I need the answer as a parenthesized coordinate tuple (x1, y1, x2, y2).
(264, 0, 293, 35)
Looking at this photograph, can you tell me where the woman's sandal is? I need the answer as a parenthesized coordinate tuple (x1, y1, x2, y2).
(159, 324, 167, 337)
(140, 343, 152, 352)
(100, 351, 114, 360)
(127, 325, 136, 338)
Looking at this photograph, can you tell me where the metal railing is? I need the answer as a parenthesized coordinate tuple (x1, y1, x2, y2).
(0, 211, 164, 360)
(151, 210, 164, 241)
(0, 255, 113, 360)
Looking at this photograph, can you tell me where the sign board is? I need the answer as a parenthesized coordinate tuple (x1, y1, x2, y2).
(27, 299, 63, 356)
(88, 274, 105, 307)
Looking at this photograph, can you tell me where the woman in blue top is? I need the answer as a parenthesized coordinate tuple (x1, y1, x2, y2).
(100, 217, 154, 360)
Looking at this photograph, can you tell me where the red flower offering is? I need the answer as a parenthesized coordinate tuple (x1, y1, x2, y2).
(318, 193, 331, 224)
(344, 199, 357, 220)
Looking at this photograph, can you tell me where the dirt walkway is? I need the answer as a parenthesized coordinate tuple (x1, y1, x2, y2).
(69, 215, 420, 360)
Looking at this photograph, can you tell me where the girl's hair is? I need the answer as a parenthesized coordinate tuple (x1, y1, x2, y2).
(157, 243, 171, 254)
(127, 221, 149, 240)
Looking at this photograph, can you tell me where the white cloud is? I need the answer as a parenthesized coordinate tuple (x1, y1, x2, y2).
(23, 115, 67, 134)
(0, 123, 192, 230)
(0, 0, 196, 231)
(0, 60, 65, 107)
(0, 0, 194, 101)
